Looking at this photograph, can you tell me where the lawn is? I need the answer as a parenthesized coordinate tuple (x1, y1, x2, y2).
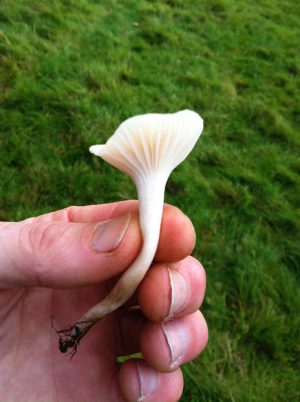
(0, 0, 299, 400)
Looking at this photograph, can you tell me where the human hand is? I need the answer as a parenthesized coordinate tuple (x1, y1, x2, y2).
(0, 201, 208, 401)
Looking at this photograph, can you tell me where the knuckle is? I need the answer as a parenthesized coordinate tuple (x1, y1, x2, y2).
(21, 221, 60, 256)
(65, 206, 79, 222)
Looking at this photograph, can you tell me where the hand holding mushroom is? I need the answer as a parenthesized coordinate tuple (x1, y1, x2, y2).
(0, 110, 208, 401)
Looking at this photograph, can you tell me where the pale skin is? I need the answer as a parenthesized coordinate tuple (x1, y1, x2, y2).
(0, 201, 208, 402)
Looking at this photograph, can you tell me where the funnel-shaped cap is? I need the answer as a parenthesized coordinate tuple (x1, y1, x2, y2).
(90, 110, 203, 183)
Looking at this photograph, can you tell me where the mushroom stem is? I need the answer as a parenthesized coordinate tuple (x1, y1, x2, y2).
(58, 175, 166, 354)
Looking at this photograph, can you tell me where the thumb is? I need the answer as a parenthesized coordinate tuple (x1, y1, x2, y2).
(0, 213, 141, 288)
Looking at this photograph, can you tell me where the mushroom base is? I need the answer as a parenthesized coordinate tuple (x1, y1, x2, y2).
(55, 319, 96, 358)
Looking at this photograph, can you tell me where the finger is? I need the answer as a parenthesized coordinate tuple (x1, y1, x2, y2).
(0, 204, 195, 288)
(115, 309, 208, 372)
(118, 360, 183, 402)
(155, 204, 195, 262)
(34, 202, 196, 263)
(140, 311, 208, 372)
(138, 257, 206, 322)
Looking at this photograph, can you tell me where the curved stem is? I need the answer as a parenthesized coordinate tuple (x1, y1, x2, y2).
(58, 175, 166, 354)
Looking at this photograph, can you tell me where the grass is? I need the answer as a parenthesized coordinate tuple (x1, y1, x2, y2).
(0, 0, 299, 400)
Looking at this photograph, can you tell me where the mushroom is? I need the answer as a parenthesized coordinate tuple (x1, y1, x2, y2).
(58, 110, 203, 355)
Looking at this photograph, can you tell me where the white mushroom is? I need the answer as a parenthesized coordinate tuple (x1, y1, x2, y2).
(58, 110, 203, 354)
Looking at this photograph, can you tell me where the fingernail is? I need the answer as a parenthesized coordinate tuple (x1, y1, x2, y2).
(136, 362, 158, 401)
(167, 267, 189, 319)
(90, 214, 131, 253)
(161, 320, 190, 370)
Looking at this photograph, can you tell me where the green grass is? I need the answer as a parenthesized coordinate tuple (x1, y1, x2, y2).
(0, 0, 299, 400)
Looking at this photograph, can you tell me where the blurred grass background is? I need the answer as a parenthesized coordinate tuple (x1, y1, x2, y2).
(0, 0, 299, 400)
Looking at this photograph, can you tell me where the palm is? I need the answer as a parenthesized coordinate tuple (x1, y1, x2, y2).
(0, 285, 124, 401)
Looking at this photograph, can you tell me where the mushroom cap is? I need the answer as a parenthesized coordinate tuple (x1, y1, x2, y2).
(90, 110, 203, 182)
